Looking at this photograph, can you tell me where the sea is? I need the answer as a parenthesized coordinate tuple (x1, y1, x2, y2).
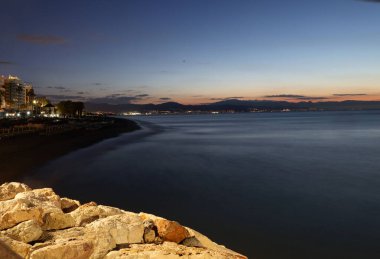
(27, 111, 380, 259)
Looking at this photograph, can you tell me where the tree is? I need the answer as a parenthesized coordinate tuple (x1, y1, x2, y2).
(56, 101, 85, 117)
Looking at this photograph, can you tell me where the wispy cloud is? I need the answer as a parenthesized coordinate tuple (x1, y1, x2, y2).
(17, 34, 67, 45)
(296, 96, 329, 100)
(210, 96, 244, 101)
(87, 93, 150, 104)
(359, 0, 380, 3)
(47, 86, 67, 90)
(333, 93, 367, 97)
(44, 95, 86, 102)
(264, 94, 329, 101)
(265, 94, 305, 98)
(159, 97, 171, 101)
(0, 61, 14, 65)
(135, 94, 149, 98)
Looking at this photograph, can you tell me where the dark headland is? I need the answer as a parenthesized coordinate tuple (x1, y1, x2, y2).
(0, 117, 140, 182)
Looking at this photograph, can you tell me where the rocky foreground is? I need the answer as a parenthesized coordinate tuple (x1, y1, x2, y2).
(0, 182, 247, 259)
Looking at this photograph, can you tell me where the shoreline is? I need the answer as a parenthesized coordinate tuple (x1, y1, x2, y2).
(0, 117, 140, 182)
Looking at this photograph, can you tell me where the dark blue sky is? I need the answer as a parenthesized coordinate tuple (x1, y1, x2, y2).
(1, 0, 379, 104)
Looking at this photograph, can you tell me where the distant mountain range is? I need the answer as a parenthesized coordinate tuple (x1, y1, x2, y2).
(85, 99, 380, 113)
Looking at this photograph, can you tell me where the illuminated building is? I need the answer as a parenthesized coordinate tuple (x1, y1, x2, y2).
(3, 75, 34, 110)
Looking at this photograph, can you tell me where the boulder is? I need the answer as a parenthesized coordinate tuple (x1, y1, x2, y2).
(69, 203, 124, 227)
(86, 213, 144, 244)
(29, 238, 94, 259)
(139, 213, 189, 243)
(0, 198, 43, 230)
(0, 182, 31, 202)
(14, 188, 61, 212)
(2, 220, 43, 243)
(155, 219, 190, 243)
(0, 239, 22, 259)
(0, 235, 31, 258)
(39, 227, 85, 243)
(42, 212, 75, 230)
(84, 213, 144, 258)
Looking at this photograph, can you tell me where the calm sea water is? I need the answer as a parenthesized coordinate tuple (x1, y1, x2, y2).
(27, 111, 380, 259)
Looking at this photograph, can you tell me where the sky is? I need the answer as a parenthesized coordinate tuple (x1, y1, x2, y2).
(0, 0, 380, 104)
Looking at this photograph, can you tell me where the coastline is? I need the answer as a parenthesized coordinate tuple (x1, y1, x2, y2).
(0, 117, 140, 182)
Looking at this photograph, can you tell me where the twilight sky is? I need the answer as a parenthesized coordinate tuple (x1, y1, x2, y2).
(0, 0, 380, 104)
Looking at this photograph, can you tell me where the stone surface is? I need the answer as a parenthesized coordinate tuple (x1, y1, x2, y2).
(29, 238, 94, 259)
(3, 220, 43, 243)
(104, 242, 245, 259)
(14, 188, 61, 210)
(0, 182, 31, 202)
(0, 198, 43, 230)
(0, 235, 31, 258)
(69, 203, 124, 227)
(86, 213, 144, 245)
(0, 239, 22, 259)
(42, 212, 75, 230)
(39, 227, 85, 243)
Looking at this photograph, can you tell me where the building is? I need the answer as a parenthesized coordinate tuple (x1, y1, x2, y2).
(2, 75, 34, 110)
(0, 76, 5, 109)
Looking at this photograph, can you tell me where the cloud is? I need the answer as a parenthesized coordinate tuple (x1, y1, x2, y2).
(265, 94, 306, 98)
(43, 95, 86, 102)
(359, 0, 380, 3)
(89, 96, 139, 104)
(333, 93, 367, 97)
(160, 97, 171, 101)
(264, 94, 328, 101)
(0, 61, 14, 65)
(296, 96, 329, 100)
(135, 94, 149, 98)
(87, 93, 150, 104)
(47, 86, 67, 90)
(93, 83, 102, 86)
(210, 97, 244, 101)
(17, 34, 67, 45)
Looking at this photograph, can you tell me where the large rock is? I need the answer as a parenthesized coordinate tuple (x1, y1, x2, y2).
(39, 227, 85, 243)
(2, 220, 43, 243)
(0, 198, 43, 230)
(139, 213, 190, 243)
(0, 182, 31, 202)
(0, 239, 22, 259)
(14, 188, 61, 213)
(104, 242, 245, 259)
(42, 212, 75, 230)
(69, 203, 124, 227)
(0, 235, 31, 258)
(29, 238, 94, 259)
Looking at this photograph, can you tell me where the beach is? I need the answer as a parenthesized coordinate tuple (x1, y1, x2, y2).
(0, 117, 140, 182)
